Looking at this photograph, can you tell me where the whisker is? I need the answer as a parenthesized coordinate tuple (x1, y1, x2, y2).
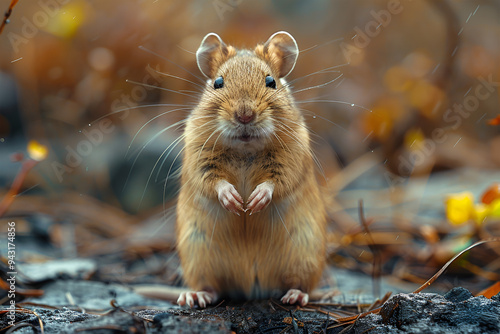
(273, 203, 295, 245)
(280, 63, 347, 89)
(211, 129, 225, 156)
(197, 127, 221, 162)
(299, 108, 350, 134)
(123, 119, 193, 192)
(139, 45, 205, 84)
(209, 207, 220, 250)
(146, 65, 229, 106)
(153, 133, 186, 183)
(159, 119, 217, 182)
(266, 205, 276, 256)
(266, 63, 348, 105)
(291, 73, 344, 95)
(125, 79, 199, 99)
(150, 205, 177, 236)
(176, 44, 196, 56)
(153, 118, 216, 193)
(127, 108, 191, 157)
(273, 115, 323, 145)
(154, 118, 219, 193)
(179, 89, 200, 94)
(296, 100, 373, 113)
(272, 132, 287, 152)
(148, 65, 206, 90)
(163, 145, 187, 213)
(274, 121, 326, 183)
(138, 133, 187, 208)
(298, 37, 344, 56)
(90, 103, 190, 125)
(127, 118, 186, 160)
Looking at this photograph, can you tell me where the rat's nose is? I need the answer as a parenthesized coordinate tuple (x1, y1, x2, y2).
(237, 112, 255, 124)
(235, 102, 256, 124)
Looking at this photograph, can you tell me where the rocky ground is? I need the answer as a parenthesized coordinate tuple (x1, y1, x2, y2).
(1, 277, 499, 333)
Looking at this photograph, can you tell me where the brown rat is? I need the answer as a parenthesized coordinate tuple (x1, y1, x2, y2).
(176, 31, 327, 308)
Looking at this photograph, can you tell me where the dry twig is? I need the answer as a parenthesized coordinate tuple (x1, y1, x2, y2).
(0, 0, 20, 35)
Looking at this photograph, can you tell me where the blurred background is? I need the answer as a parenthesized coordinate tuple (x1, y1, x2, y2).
(0, 0, 499, 295)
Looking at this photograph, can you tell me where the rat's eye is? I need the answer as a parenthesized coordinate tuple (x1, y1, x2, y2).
(265, 75, 276, 89)
(214, 76, 224, 89)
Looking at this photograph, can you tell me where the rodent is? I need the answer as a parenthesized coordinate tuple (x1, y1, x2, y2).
(176, 31, 327, 308)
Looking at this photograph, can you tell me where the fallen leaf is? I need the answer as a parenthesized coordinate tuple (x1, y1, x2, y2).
(476, 281, 500, 299)
(481, 183, 500, 204)
(488, 115, 500, 126)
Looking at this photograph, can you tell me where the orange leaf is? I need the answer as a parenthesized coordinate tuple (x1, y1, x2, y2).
(488, 115, 500, 126)
(481, 183, 500, 204)
(476, 281, 500, 299)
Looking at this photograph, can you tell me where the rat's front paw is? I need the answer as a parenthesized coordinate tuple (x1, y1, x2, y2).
(177, 290, 218, 308)
(215, 180, 244, 215)
(247, 181, 274, 215)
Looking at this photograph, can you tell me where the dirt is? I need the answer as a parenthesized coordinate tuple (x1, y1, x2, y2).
(1, 279, 499, 333)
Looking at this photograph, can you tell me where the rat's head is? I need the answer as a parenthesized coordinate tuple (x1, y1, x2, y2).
(194, 31, 301, 150)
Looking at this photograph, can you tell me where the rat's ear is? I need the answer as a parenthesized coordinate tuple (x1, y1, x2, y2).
(260, 31, 299, 78)
(196, 33, 230, 79)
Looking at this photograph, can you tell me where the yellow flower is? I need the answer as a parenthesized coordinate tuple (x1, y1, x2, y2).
(27, 140, 48, 162)
(404, 128, 425, 152)
(473, 203, 490, 225)
(43, 1, 88, 39)
(489, 199, 500, 218)
(446, 191, 500, 226)
(445, 192, 474, 225)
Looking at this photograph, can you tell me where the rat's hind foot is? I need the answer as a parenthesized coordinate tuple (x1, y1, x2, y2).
(281, 289, 309, 307)
(177, 290, 218, 308)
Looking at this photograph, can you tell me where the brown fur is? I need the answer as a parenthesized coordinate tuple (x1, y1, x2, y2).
(176, 32, 327, 300)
